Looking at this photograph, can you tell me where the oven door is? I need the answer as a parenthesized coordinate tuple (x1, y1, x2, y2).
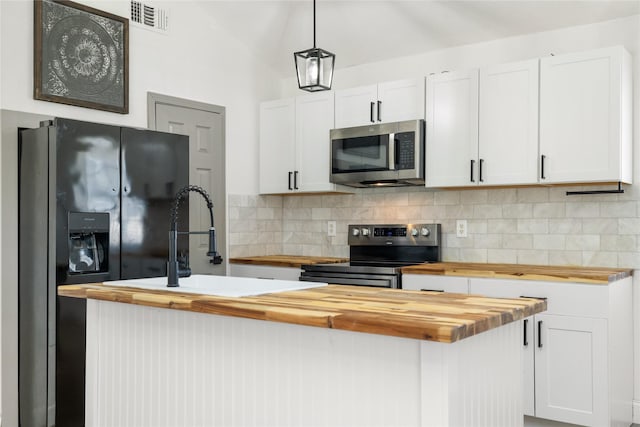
(300, 271, 400, 289)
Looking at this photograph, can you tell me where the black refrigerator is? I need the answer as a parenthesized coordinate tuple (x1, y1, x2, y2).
(18, 118, 189, 427)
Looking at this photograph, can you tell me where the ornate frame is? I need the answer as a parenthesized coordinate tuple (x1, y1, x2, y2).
(34, 0, 129, 114)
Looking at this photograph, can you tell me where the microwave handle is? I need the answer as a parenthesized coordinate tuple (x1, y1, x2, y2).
(388, 133, 396, 170)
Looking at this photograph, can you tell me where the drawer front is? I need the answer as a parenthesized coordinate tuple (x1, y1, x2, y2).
(469, 278, 608, 318)
(402, 274, 469, 293)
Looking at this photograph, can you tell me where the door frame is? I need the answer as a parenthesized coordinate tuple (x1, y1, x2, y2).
(147, 92, 228, 272)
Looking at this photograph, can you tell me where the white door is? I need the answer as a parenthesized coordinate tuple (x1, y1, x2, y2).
(156, 104, 226, 276)
(425, 69, 479, 187)
(534, 314, 608, 426)
(479, 59, 539, 185)
(377, 78, 424, 124)
(295, 91, 335, 192)
(334, 84, 377, 128)
(259, 98, 296, 194)
(539, 46, 625, 183)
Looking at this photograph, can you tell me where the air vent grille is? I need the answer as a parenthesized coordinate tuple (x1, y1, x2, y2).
(130, 0, 169, 33)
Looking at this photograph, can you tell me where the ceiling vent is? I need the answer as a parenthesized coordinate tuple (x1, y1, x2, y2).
(131, 1, 169, 33)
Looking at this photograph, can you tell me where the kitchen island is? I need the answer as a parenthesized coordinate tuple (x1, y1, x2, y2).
(59, 280, 546, 427)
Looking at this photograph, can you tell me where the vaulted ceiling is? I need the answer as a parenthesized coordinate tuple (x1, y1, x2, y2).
(195, 0, 640, 76)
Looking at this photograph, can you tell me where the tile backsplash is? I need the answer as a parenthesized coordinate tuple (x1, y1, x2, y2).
(228, 185, 639, 269)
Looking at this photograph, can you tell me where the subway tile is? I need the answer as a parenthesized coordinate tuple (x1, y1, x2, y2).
(619, 218, 640, 234)
(549, 219, 582, 234)
(434, 191, 461, 205)
(566, 202, 599, 218)
(617, 252, 640, 269)
(600, 201, 637, 218)
(548, 250, 582, 266)
(502, 234, 533, 249)
(311, 207, 332, 220)
(533, 235, 566, 250)
(533, 203, 565, 218)
(601, 235, 636, 252)
(502, 204, 533, 219)
(487, 249, 517, 264)
(516, 250, 549, 265)
(460, 190, 488, 204)
(487, 189, 517, 204)
(582, 251, 617, 268)
(445, 204, 474, 219)
(384, 192, 409, 206)
(517, 219, 548, 234)
(444, 233, 475, 248)
(301, 196, 324, 208)
(487, 219, 517, 234)
(566, 235, 600, 251)
(442, 249, 460, 262)
(517, 187, 549, 203)
(408, 191, 434, 206)
(468, 220, 488, 234)
(581, 218, 617, 234)
(474, 234, 502, 249)
(472, 204, 503, 219)
(459, 248, 488, 263)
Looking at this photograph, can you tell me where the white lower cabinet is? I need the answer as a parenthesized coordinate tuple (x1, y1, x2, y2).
(468, 277, 632, 427)
(401, 274, 468, 293)
(229, 264, 301, 281)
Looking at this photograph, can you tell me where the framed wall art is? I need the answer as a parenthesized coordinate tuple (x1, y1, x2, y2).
(34, 0, 129, 114)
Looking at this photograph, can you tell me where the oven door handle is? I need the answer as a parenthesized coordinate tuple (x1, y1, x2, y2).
(388, 133, 396, 170)
(300, 275, 395, 288)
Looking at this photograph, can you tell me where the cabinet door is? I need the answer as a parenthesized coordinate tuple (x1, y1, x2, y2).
(377, 78, 424, 123)
(296, 91, 336, 192)
(402, 274, 468, 293)
(334, 84, 378, 128)
(540, 46, 631, 184)
(259, 99, 296, 194)
(534, 314, 608, 426)
(425, 70, 479, 187)
(479, 59, 539, 185)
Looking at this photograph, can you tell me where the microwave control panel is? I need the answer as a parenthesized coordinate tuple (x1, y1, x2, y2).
(396, 132, 415, 170)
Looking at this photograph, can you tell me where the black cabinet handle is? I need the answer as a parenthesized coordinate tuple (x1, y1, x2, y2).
(377, 100, 382, 122)
(470, 159, 475, 182)
(288, 171, 293, 190)
(294, 171, 299, 190)
(523, 319, 529, 347)
(479, 158, 484, 182)
(541, 155, 546, 180)
(537, 320, 543, 348)
(370, 102, 375, 123)
(420, 288, 444, 292)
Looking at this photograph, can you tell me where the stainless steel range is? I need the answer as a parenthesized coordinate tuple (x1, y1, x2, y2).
(300, 223, 441, 288)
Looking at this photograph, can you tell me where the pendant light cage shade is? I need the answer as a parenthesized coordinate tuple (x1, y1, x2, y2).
(294, 47, 335, 92)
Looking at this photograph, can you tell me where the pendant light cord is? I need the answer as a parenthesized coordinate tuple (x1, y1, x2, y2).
(313, 0, 316, 48)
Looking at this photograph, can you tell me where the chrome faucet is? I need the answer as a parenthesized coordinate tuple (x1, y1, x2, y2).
(167, 185, 223, 287)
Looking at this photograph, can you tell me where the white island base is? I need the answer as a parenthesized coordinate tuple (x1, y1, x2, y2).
(86, 299, 523, 427)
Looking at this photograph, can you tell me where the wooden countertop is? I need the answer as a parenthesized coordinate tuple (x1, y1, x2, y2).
(229, 255, 348, 268)
(401, 262, 632, 284)
(59, 283, 545, 343)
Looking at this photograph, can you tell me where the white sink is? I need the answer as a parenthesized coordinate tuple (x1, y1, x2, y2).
(105, 274, 327, 297)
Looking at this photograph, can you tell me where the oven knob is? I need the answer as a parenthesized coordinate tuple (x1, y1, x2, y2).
(352, 228, 360, 237)
(361, 228, 370, 237)
(411, 228, 419, 237)
(421, 227, 430, 237)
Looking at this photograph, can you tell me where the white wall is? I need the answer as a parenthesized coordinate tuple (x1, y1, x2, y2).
(0, 1, 280, 424)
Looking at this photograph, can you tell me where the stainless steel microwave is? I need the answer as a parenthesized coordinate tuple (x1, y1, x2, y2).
(330, 119, 425, 188)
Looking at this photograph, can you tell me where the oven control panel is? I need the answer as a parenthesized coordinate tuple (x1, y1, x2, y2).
(348, 223, 440, 246)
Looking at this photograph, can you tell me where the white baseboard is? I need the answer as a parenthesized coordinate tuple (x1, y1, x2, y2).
(634, 399, 640, 424)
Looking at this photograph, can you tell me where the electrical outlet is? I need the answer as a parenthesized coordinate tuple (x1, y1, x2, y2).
(456, 220, 468, 238)
(327, 221, 337, 237)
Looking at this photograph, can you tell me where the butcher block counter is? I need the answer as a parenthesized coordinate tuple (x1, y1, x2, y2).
(402, 262, 632, 284)
(58, 282, 545, 343)
(229, 255, 347, 268)
(64, 276, 542, 426)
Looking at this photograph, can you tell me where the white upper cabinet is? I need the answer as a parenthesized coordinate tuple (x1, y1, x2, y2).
(425, 70, 479, 187)
(539, 46, 632, 184)
(479, 59, 539, 185)
(259, 92, 345, 194)
(259, 98, 296, 194)
(335, 78, 424, 128)
(295, 91, 336, 192)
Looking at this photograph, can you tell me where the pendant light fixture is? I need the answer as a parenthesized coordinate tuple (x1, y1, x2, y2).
(294, 0, 335, 92)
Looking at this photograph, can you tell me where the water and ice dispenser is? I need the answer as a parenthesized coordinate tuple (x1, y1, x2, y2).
(67, 212, 109, 275)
